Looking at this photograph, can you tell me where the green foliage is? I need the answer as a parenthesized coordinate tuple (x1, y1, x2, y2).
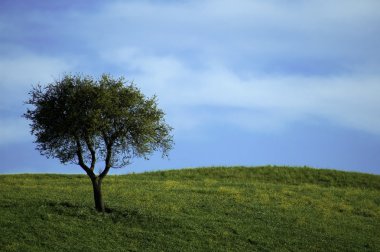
(1, 166, 379, 251)
(24, 74, 173, 172)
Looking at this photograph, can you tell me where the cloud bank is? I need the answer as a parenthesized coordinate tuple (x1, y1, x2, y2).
(1, 0, 379, 145)
(0, 52, 72, 145)
(95, 0, 380, 135)
(102, 48, 380, 134)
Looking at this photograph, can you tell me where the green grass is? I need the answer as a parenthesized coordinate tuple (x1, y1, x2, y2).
(0, 166, 379, 251)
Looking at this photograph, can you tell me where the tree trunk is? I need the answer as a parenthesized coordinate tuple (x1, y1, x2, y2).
(91, 177, 105, 212)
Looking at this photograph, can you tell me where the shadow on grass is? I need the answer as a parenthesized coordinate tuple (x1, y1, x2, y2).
(44, 200, 153, 224)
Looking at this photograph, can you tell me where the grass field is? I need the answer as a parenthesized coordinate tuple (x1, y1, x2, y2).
(0, 166, 379, 251)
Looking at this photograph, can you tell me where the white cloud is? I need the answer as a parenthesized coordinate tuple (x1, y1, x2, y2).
(1, 0, 380, 143)
(0, 51, 72, 145)
(0, 51, 72, 109)
(93, 0, 380, 135)
(0, 52, 71, 86)
(102, 47, 380, 135)
(92, 0, 380, 66)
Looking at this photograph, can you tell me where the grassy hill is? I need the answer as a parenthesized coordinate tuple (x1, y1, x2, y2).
(0, 166, 379, 251)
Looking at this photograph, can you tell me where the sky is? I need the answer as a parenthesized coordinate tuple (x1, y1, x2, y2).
(0, 0, 379, 175)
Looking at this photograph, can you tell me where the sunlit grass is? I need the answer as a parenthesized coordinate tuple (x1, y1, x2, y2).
(0, 166, 379, 251)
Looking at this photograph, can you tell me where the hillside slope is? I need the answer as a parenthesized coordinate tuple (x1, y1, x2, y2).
(0, 166, 379, 251)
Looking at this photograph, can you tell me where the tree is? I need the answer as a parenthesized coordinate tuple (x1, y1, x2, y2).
(24, 74, 174, 212)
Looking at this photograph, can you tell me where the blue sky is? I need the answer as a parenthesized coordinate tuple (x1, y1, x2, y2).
(1, 0, 379, 174)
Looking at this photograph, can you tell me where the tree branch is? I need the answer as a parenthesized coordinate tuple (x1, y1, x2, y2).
(99, 144, 112, 179)
(84, 135, 96, 171)
(101, 131, 109, 146)
(76, 137, 95, 179)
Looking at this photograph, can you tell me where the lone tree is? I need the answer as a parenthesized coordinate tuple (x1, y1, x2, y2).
(24, 74, 173, 212)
